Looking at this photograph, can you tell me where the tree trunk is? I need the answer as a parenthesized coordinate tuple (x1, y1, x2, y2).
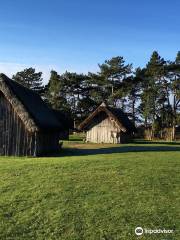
(132, 98, 136, 125)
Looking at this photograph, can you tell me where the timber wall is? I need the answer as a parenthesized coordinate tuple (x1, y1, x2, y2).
(86, 114, 131, 143)
(0, 93, 61, 156)
(0, 92, 37, 156)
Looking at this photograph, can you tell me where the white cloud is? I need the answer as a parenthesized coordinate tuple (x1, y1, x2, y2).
(0, 62, 99, 85)
(0, 62, 53, 85)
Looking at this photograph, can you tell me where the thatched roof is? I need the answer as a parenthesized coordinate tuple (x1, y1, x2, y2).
(0, 74, 62, 132)
(78, 102, 136, 133)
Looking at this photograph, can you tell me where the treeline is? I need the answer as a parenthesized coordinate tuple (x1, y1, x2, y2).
(12, 51, 180, 140)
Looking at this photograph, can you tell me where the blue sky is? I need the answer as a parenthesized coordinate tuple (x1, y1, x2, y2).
(0, 0, 180, 83)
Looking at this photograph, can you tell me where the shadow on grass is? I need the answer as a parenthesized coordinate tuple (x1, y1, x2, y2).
(66, 138, 84, 142)
(133, 139, 180, 146)
(49, 144, 180, 157)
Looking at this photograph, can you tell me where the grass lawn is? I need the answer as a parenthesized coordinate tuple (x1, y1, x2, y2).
(0, 139, 179, 240)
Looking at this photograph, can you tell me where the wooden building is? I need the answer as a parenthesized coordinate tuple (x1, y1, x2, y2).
(78, 102, 136, 144)
(0, 74, 67, 156)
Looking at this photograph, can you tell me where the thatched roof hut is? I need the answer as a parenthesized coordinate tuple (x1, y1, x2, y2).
(79, 102, 136, 143)
(0, 74, 67, 156)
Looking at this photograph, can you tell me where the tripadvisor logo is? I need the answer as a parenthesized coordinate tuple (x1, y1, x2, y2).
(135, 227, 143, 236)
(135, 226, 174, 236)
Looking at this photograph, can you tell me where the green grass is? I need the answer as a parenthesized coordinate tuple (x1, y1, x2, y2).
(68, 133, 86, 142)
(0, 140, 179, 240)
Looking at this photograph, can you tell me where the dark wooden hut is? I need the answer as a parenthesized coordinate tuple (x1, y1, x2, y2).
(53, 109, 73, 140)
(78, 102, 136, 143)
(0, 74, 66, 156)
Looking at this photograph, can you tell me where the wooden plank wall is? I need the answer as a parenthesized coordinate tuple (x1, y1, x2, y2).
(86, 115, 122, 143)
(0, 92, 62, 156)
(35, 132, 61, 156)
(0, 92, 36, 156)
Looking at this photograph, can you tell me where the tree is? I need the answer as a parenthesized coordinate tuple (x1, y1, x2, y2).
(90, 56, 133, 108)
(166, 52, 180, 139)
(12, 68, 43, 93)
(173, 52, 180, 116)
(140, 52, 166, 133)
(125, 68, 142, 125)
(46, 70, 70, 112)
(61, 72, 94, 124)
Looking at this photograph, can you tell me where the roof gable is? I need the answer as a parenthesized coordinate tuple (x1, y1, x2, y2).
(79, 103, 136, 132)
(0, 74, 62, 132)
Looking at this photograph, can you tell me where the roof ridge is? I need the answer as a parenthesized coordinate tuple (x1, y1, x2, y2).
(0, 74, 62, 132)
(0, 74, 39, 132)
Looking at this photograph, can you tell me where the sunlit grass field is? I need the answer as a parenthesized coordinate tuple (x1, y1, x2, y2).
(0, 137, 179, 239)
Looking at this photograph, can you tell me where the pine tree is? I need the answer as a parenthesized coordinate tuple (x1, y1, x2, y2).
(173, 52, 180, 113)
(61, 72, 92, 123)
(47, 70, 69, 111)
(140, 51, 167, 138)
(96, 56, 133, 108)
(12, 68, 43, 93)
(125, 68, 142, 125)
(166, 51, 180, 139)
